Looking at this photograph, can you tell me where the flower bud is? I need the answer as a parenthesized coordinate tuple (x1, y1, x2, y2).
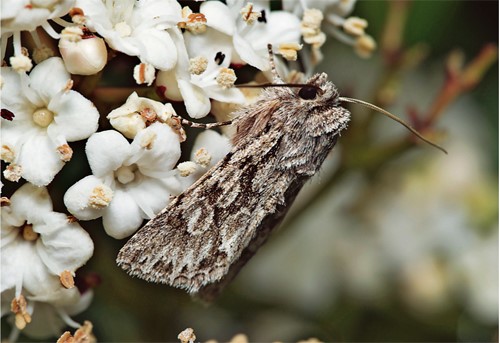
(59, 27, 107, 75)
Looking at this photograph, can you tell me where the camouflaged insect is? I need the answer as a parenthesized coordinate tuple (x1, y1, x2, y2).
(117, 46, 444, 301)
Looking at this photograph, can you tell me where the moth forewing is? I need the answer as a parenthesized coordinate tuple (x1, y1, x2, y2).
(116, 71, 351, 297)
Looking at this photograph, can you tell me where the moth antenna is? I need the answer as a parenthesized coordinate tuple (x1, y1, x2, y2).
(236, 83, 320, 90)
(179, 117, 233, 129)
(267, 44, 283, 84)
(339, 97, 447, 154)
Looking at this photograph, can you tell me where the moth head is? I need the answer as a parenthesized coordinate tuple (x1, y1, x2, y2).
(296, 73, 339, 104)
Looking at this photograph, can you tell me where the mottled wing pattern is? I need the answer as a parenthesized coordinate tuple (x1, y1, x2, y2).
(118, 73, 350, 297)
(117, 123, 299, 294)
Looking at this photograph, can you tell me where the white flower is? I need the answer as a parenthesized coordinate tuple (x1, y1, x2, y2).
(1, 183, 94, 297)
(283, 0, 376, 58)
(76, 0, 182, 71)
(1, 0, 75, 70)
(1, 57, 100, 186)
(1, 287, 93, 341)
(199, 0, 302, 70)
(64, 123, 184, 238)
(107, 91, 177, 139)
(157, 1, 302, 117)
(1, 0, 75, 37)
(1, 182, 94, 340)
(156, 29, 245, 118)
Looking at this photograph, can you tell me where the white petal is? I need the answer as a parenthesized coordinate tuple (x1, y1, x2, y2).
(0, 241, 19, 292)
(85, 130, 131, 177)
(130, 122, 181, 177)
(1, 211, 24, 248)
(201, 0, 235, 35)
(132, 0, 182, 27)
(3, 238, 61, 297)
(66, 289, 93, 316)
(1, 0, 26, 21)
(234, 11, 301, 70)
(102, 189, 143, 239)
(125, 176, 179, 219)
(106, 92, 140, 119)
(17, 133, 65, 186)
(35, 212, 94, 275)
(64, 175, 110, 220)
(184, 29, 233, 68)
(75, 0, 113, 32)
(233, 33, 268, 70)
(28, 57, 71, 103)
(9, 183, 53, 224)
(131, 27, 177, 70)
(261, 11, 301, 44)
(1, 116, 38, 158)
(106, 33, 142, 57)
(22, 289, 81, 340)
(178, 79, 211, 119)
(1, 5, 52, 34)
(48, 0, 76, 19)
(204, 86, 246, 104)
(28, 285, 81, 307)
(0, 66, 24, 107)
(47, 89, 99, 142)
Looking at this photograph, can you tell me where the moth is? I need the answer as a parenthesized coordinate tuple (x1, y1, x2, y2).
(117, 45, 444, 300)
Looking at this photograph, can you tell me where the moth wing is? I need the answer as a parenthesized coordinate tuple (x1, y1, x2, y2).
(117, 129, 297, 294)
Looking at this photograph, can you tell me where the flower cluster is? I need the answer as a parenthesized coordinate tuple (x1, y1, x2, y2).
(1, 0, 374, 340)
(1, 183, 94, 341)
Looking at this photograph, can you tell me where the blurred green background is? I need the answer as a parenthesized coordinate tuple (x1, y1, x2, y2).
(4, 1, 498, 342)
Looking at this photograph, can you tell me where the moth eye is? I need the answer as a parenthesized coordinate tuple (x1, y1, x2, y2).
(298, 86, 318, 100)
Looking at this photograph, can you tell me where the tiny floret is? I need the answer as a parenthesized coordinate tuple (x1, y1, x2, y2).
(107, 92, 177, 139)
(64, 124, 183, 239)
